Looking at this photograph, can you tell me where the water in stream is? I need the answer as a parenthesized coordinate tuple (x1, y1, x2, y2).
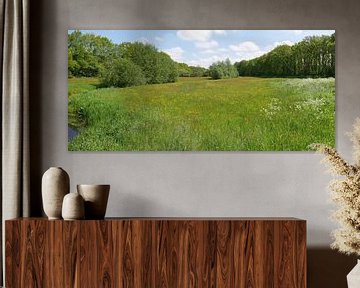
(68, 126, 80, 141)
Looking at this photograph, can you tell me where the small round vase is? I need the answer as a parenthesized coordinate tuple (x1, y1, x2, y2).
(77, 184, 110, 219)
(62, 192, 85, 220)
(42, 167, 70, 219)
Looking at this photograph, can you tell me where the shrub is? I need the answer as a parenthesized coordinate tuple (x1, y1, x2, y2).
(176, 62, 208, 77)
(154, 52, 178, 83)
(209, 59, 238, 80)
(101, 58, 146, 88)
(119, 42, 178, 84)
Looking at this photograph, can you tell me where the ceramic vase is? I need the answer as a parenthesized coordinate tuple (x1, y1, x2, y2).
(77, 184, 110, 219)
(42, 167, 70, 219)
(347, 259, 360, 288)
(62, 192, 85, 220)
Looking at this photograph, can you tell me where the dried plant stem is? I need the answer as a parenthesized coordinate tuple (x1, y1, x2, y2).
(312, 118, 360, 256)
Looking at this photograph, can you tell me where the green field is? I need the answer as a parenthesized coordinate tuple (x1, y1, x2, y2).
(68, 77, 335, 151)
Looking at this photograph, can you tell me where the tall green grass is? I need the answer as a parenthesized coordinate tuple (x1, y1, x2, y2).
(68, 77, 99, 127)
(68, 77, 335, 151)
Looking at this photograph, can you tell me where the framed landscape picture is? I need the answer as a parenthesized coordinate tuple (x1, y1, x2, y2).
(68, 30, 335, 151)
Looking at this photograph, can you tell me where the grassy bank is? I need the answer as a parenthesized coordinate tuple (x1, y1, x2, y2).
(68, 76, 335, 151)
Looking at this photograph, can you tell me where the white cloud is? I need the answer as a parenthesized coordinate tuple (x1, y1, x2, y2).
(273, 40, 294, 47)
(187, 54, 238, 68)
(237, 51, 264, 60)
(195, 40, 219, 49)
(229, 41, 260, 53)
(137, 37, 150, 44)
(229, 41, 264, 60)
(200, 49, 217, 54)
(228, 40, 295, 62)
(200, 47, 228, 54)
(177, 30, 213, 42)
(163, 47, 184, 62)
(292, 30, 304, 35)
(262, 40, 294, 54)
(187, 56, 220, 68)
(177, 30, 227, 43)
(214, 30, 227, 36)
(199, 46, 229, 56)
(155, 36, 163, 42)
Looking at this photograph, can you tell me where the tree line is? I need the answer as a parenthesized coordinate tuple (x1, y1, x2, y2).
(68, 31, 335, 88)
(177, 63, 208, 77)
(235, 33, 335, 78)
(68, 31, 178, 87)
(68, 31, 238, 87)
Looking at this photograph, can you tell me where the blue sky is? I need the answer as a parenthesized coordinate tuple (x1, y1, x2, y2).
(70, 30, 335, 68)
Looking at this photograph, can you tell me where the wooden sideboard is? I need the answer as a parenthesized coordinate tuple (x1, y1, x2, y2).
(5, 217, 306, 287)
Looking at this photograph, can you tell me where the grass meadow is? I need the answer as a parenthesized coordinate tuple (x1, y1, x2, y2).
(68, 77, 335, 151)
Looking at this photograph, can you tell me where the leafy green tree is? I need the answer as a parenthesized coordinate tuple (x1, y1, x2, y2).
(209, 64, 224, 79)
(68, 32, 179, 87)
(68, 49, 79, 78)
(235, 33, 335, 78)
(177, 63, 192, 77)
(176, 63, 208, 77)
(155, 52, 178, 83)
(119, 42, 178, 84)
(101, 58, 146, 88)
(68, 30, 116, 77)
(119, 42, 158, 83)
(209, 59, 238, 80)
(190, 66, 207, 77)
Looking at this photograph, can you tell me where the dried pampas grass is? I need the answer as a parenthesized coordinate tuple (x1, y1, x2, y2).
(311, 118, 360, 256)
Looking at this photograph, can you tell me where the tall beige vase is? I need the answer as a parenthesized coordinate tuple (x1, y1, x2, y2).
(347, 260, 360, 288)
(77, 184, 110, 219)
(42, 167, 70, 219)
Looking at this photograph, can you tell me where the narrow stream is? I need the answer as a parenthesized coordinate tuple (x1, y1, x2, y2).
(68, 126, 80, 141)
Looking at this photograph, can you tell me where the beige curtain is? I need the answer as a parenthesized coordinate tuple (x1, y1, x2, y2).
(0, 0, 30, 284)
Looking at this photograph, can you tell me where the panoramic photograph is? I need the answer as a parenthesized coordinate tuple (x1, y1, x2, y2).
(68, 30, 335, 151)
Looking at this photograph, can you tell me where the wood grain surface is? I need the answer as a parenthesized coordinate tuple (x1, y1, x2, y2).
(5, 218, 306, 287)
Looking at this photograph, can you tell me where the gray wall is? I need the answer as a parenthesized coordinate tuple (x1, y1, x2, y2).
(30, 0, 360, 286)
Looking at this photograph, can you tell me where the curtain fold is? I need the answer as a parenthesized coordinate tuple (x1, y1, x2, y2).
(0, 0, 30, 284)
